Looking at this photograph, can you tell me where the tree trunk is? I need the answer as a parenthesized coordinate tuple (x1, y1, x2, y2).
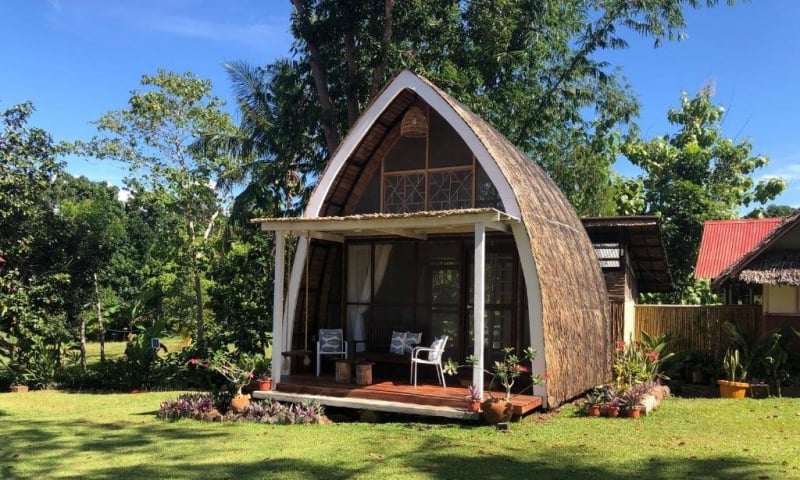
(94, 273, 106, 363)
(291, 0, 342, 152)
(369, 0, 396, 99)
(193, 258, 205, 344)
(79, 316, 87, 372)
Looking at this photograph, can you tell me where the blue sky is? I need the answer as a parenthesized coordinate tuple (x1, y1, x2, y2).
(3, 1, 799, 210)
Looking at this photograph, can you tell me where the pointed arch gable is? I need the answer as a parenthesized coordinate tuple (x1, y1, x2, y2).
(306, 70, 520, 219)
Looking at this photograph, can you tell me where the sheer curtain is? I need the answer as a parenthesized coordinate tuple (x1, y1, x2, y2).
(347, 244, 392, 352)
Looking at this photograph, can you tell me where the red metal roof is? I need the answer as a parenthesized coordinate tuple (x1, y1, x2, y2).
(695, 218, 783, 279)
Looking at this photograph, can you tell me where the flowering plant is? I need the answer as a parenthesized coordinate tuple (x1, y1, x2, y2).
(445, 346, 547, 402)
(189, 350, 254, 396)
(613, 332, 674, 388)
(465, 384, 482, 402)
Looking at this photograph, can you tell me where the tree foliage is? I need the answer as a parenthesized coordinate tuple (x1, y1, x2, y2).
(745, 204, 796, 219)
(255, 0, 740, 216)
(622, 88, 785, 302)
(77, 70, 240, 343)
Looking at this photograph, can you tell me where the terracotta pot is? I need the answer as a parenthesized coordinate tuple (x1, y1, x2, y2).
(230, 395, 251, 414)
(587, 404, 601, 417)
(717, 379, 749, 399)
(467, 401, 481, 413)
(626, 406, 642, 419)
(605, 405, 620, 418)
(257, 379, 272, 391)
(10, 385, 28, 393)
(481, 399, 512, 424)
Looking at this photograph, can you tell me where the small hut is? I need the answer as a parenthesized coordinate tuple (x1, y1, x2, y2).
(713, 209, 800, 337)
(253, 70, 609, 411)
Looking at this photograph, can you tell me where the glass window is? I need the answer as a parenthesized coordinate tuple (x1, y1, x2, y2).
(475, 164, 502, 209)
(354, 169, 381, 214)
(384, 136, 425, 172)
(383, 173, 425, 213)
(374, 243, 415, 304)
(429, 110, 473, 168)
(428, 169, 473, 210)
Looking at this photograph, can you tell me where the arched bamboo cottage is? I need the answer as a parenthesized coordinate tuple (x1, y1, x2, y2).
(253, 70, 609, 409)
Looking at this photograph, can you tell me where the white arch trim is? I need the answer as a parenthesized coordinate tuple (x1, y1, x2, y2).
(305, 70, 520, 219)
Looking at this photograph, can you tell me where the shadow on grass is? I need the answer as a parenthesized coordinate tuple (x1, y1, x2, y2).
(0, 412, 783, 480)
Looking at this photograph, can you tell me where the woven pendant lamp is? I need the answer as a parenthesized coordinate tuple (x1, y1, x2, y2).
(400, 106, 428, 137)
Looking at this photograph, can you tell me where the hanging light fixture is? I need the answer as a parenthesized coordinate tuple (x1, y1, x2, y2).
(400, 106, 428, 138)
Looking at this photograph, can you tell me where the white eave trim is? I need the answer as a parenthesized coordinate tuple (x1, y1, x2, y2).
(252, 209, 519, 239)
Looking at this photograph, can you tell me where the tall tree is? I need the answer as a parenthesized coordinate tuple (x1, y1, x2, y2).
(622, 87, 785, 302)
(77, 70, 239, 343)
(254, 0, 738, 215)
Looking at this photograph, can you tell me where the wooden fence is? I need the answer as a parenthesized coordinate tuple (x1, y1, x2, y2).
(634, 305, 762, 355)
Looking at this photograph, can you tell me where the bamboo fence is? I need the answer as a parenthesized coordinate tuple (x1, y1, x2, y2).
(634, 305, 761, 356)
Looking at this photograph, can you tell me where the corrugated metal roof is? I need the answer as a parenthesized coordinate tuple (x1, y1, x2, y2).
(695, 218, 783, 279)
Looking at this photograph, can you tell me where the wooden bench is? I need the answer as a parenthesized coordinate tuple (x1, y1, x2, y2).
(358, 324, 424, 366)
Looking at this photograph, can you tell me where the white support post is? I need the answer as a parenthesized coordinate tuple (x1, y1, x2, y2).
(271, 231, 286, 386)
(473, 222, 486, 398)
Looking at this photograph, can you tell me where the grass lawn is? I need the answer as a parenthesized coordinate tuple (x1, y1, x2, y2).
(1, 392, 799, 479)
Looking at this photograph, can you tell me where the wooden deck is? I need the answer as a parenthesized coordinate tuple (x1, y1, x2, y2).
(251, 373, 543, 420)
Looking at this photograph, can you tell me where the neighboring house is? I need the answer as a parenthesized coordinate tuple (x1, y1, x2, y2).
(251, 70, 609, 411)
(695, 218, 783, 304)
(710, 210, 800, 336)
(582, 216, 672, 342)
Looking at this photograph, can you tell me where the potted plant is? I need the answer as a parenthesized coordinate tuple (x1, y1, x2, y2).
(445, 346, 547, 424)
(584, 388, 604, 417)
(604, 392, 621, 417)
(465, 384, 482, 412)
(189, 351, 255, 413)
(717, 348, 749, 399)
(621, 383, 650, 418)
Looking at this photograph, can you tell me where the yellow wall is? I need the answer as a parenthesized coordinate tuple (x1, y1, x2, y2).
(765, 285, 798, 313)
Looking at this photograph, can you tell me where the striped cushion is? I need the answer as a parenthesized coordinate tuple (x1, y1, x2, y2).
(319, 329, 343, 353)
(428, 337, 446, 362)
(390, 331, 406, 355)
(404, 331, 422, 354)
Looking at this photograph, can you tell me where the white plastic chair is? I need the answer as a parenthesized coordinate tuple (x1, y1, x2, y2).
(410, 335, 448, 387)
(316, 328, 348, 376)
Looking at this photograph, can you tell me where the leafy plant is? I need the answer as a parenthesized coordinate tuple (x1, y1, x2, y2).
(158, 393, 216, 421)
(444, 346, 547, 402)
(722, 348, 747, 383)
(613, 333, 674, 388)
(465, 384, 482, 402)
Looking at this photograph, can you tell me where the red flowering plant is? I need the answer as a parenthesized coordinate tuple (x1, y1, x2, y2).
(612, 331, 674, 388)
(189, 350, 254, 397)
(445, 346, 547, 402)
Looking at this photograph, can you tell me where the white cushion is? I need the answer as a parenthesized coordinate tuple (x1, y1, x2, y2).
(390, 330, 406, 355)
(427, 337, 446, 362)
(404, 332, 422, 354)
(319, 329, 343, 353)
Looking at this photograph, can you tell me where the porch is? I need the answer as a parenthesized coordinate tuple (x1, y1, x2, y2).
(251, 374, 543, 420)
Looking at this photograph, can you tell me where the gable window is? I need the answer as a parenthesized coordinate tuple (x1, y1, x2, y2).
(380, 106, 500, 213)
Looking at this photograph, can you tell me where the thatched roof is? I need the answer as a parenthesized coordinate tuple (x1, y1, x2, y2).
(736, 250, 800, 285)
(258, 70, 609, 407)
(427, 77, 609, 407)
(713, 208, 800, 289)
(581, 216, 673, 293)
